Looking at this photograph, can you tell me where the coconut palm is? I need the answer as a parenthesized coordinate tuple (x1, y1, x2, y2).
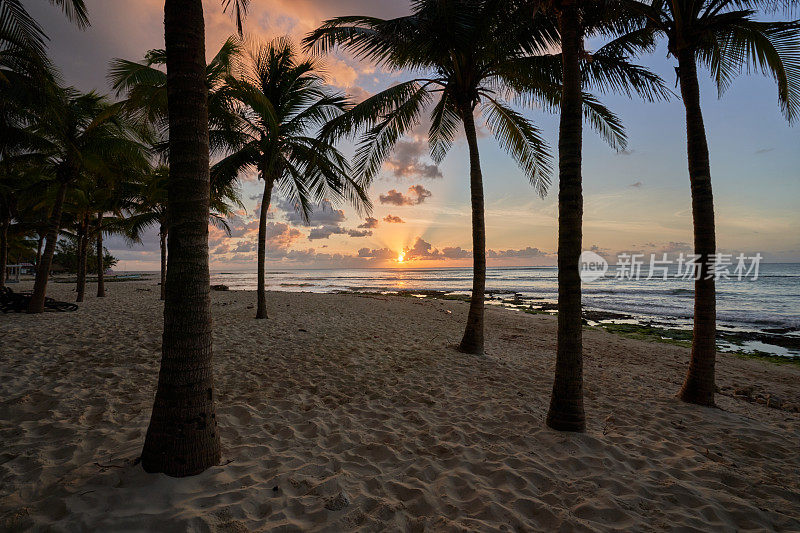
(493, 0, 674, 431)
(139, 0, 249, 477)
(212, 37, 369, 319)
(127, 164, 240, 300)
(623, 0, 800, 406)
(66, 165, 145, 301)
(110, 39, 247, 302)
(304, 0, 661, 355)
(25, 89, 149, 312)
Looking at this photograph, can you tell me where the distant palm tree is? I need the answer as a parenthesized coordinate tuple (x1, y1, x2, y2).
(66, 161, 148, 301)
(213, 37, 369, 319)
(139, 0, 249, 478)
(305, 0, 646, 355)
(26, 88, 149, 313)
(626, 0, 800, 406)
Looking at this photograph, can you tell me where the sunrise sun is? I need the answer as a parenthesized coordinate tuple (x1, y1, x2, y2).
(397, 251, 406, 263)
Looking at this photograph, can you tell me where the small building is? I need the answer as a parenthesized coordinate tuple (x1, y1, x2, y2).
(5, 265, 22, 283)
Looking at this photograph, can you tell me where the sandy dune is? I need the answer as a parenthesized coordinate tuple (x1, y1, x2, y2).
(1, 280, 799, 531)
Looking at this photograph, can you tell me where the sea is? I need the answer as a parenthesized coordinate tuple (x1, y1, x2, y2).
(207, 263, 800, 359)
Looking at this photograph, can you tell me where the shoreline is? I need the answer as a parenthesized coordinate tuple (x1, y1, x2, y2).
(10, 271, 798, 361)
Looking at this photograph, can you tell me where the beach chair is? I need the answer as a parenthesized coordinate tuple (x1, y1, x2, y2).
(0, 287, 78, 313)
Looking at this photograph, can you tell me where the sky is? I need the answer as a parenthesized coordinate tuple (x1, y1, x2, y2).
(25, 0, 800, 270)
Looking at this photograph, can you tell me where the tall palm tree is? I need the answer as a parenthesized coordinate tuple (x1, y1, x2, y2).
(305, 1, 556, 355)
(548, 0, 586, 432)
(213, 37, 369, 319)
(626, 0, 800, 406)
(140, 0, 249, 478)
(304, 0, 652, 355)
(67, 164, 145, 301)
(511, 0, 673, 431)
(26, 89, 149, 313)
(127, 164, 239, 301)
(110, 39, 246, 302)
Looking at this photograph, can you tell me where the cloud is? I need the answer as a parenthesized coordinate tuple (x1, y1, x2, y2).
(357, 247, 395, 259)
(379, 184, 432, 205)
(405, 237, 435, 258)
(233, 241, 255, 253)
(266, 222, 304, 252)
(307, 225, 348, 240)
(383, 140, 442, 179)
(383, 214, 405, 223)
(755, 147, 774, 154)
(358, 217, 379, 228)
(347, 85, 372, 104)
(487, 247, 549, 258)
(281, 198, 347, 227)
(308, 223, 374, 240)
(402, 238, 471, 260)
(325, 57, 358, 88)
(225, 215, 259, 238)
(441, 246, 471, 259)
(212, 243, 230, 255)
(654, 241, 693, 255)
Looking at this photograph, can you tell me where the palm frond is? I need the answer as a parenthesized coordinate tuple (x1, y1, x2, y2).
(481, 96, 552, 197)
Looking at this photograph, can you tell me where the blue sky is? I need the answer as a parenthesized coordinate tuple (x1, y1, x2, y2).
(25, 0, 800, 269)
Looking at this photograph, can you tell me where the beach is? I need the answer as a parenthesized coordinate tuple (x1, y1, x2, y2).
(1, 279, 799, 531)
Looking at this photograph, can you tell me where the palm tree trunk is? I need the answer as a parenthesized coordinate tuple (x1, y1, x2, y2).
(458, 103, 486, 355)
(159, 225, 167, 301)
(676, 48, 716, 406)
(96, 213, 105, 297)
(0, 212, 8, 289)
(28, 181, 68, 313)
(35, 232, 44, 265)
(256, 174, 275, 319)
(141, 0, 220, 477)
(76, 215, 89, 303)
(546, 1, 586, 432)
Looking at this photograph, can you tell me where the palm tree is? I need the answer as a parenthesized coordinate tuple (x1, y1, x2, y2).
(505, 0, 673, 431)
(304, 0, 650, 355)
(127, 164, 239, 301)
(139, 0, 249, 478)
(547, 0, 586, 432)
(304, 1, 555, 355)
(110, 38, 247, 303)
(25, 89, 148, 313)
(213, 37, 369, 319)
(67, 165, 145, 301)
(625, 0, 800, 406)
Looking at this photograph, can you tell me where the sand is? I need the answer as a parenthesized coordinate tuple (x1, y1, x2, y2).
(1, 279, 799, 532)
